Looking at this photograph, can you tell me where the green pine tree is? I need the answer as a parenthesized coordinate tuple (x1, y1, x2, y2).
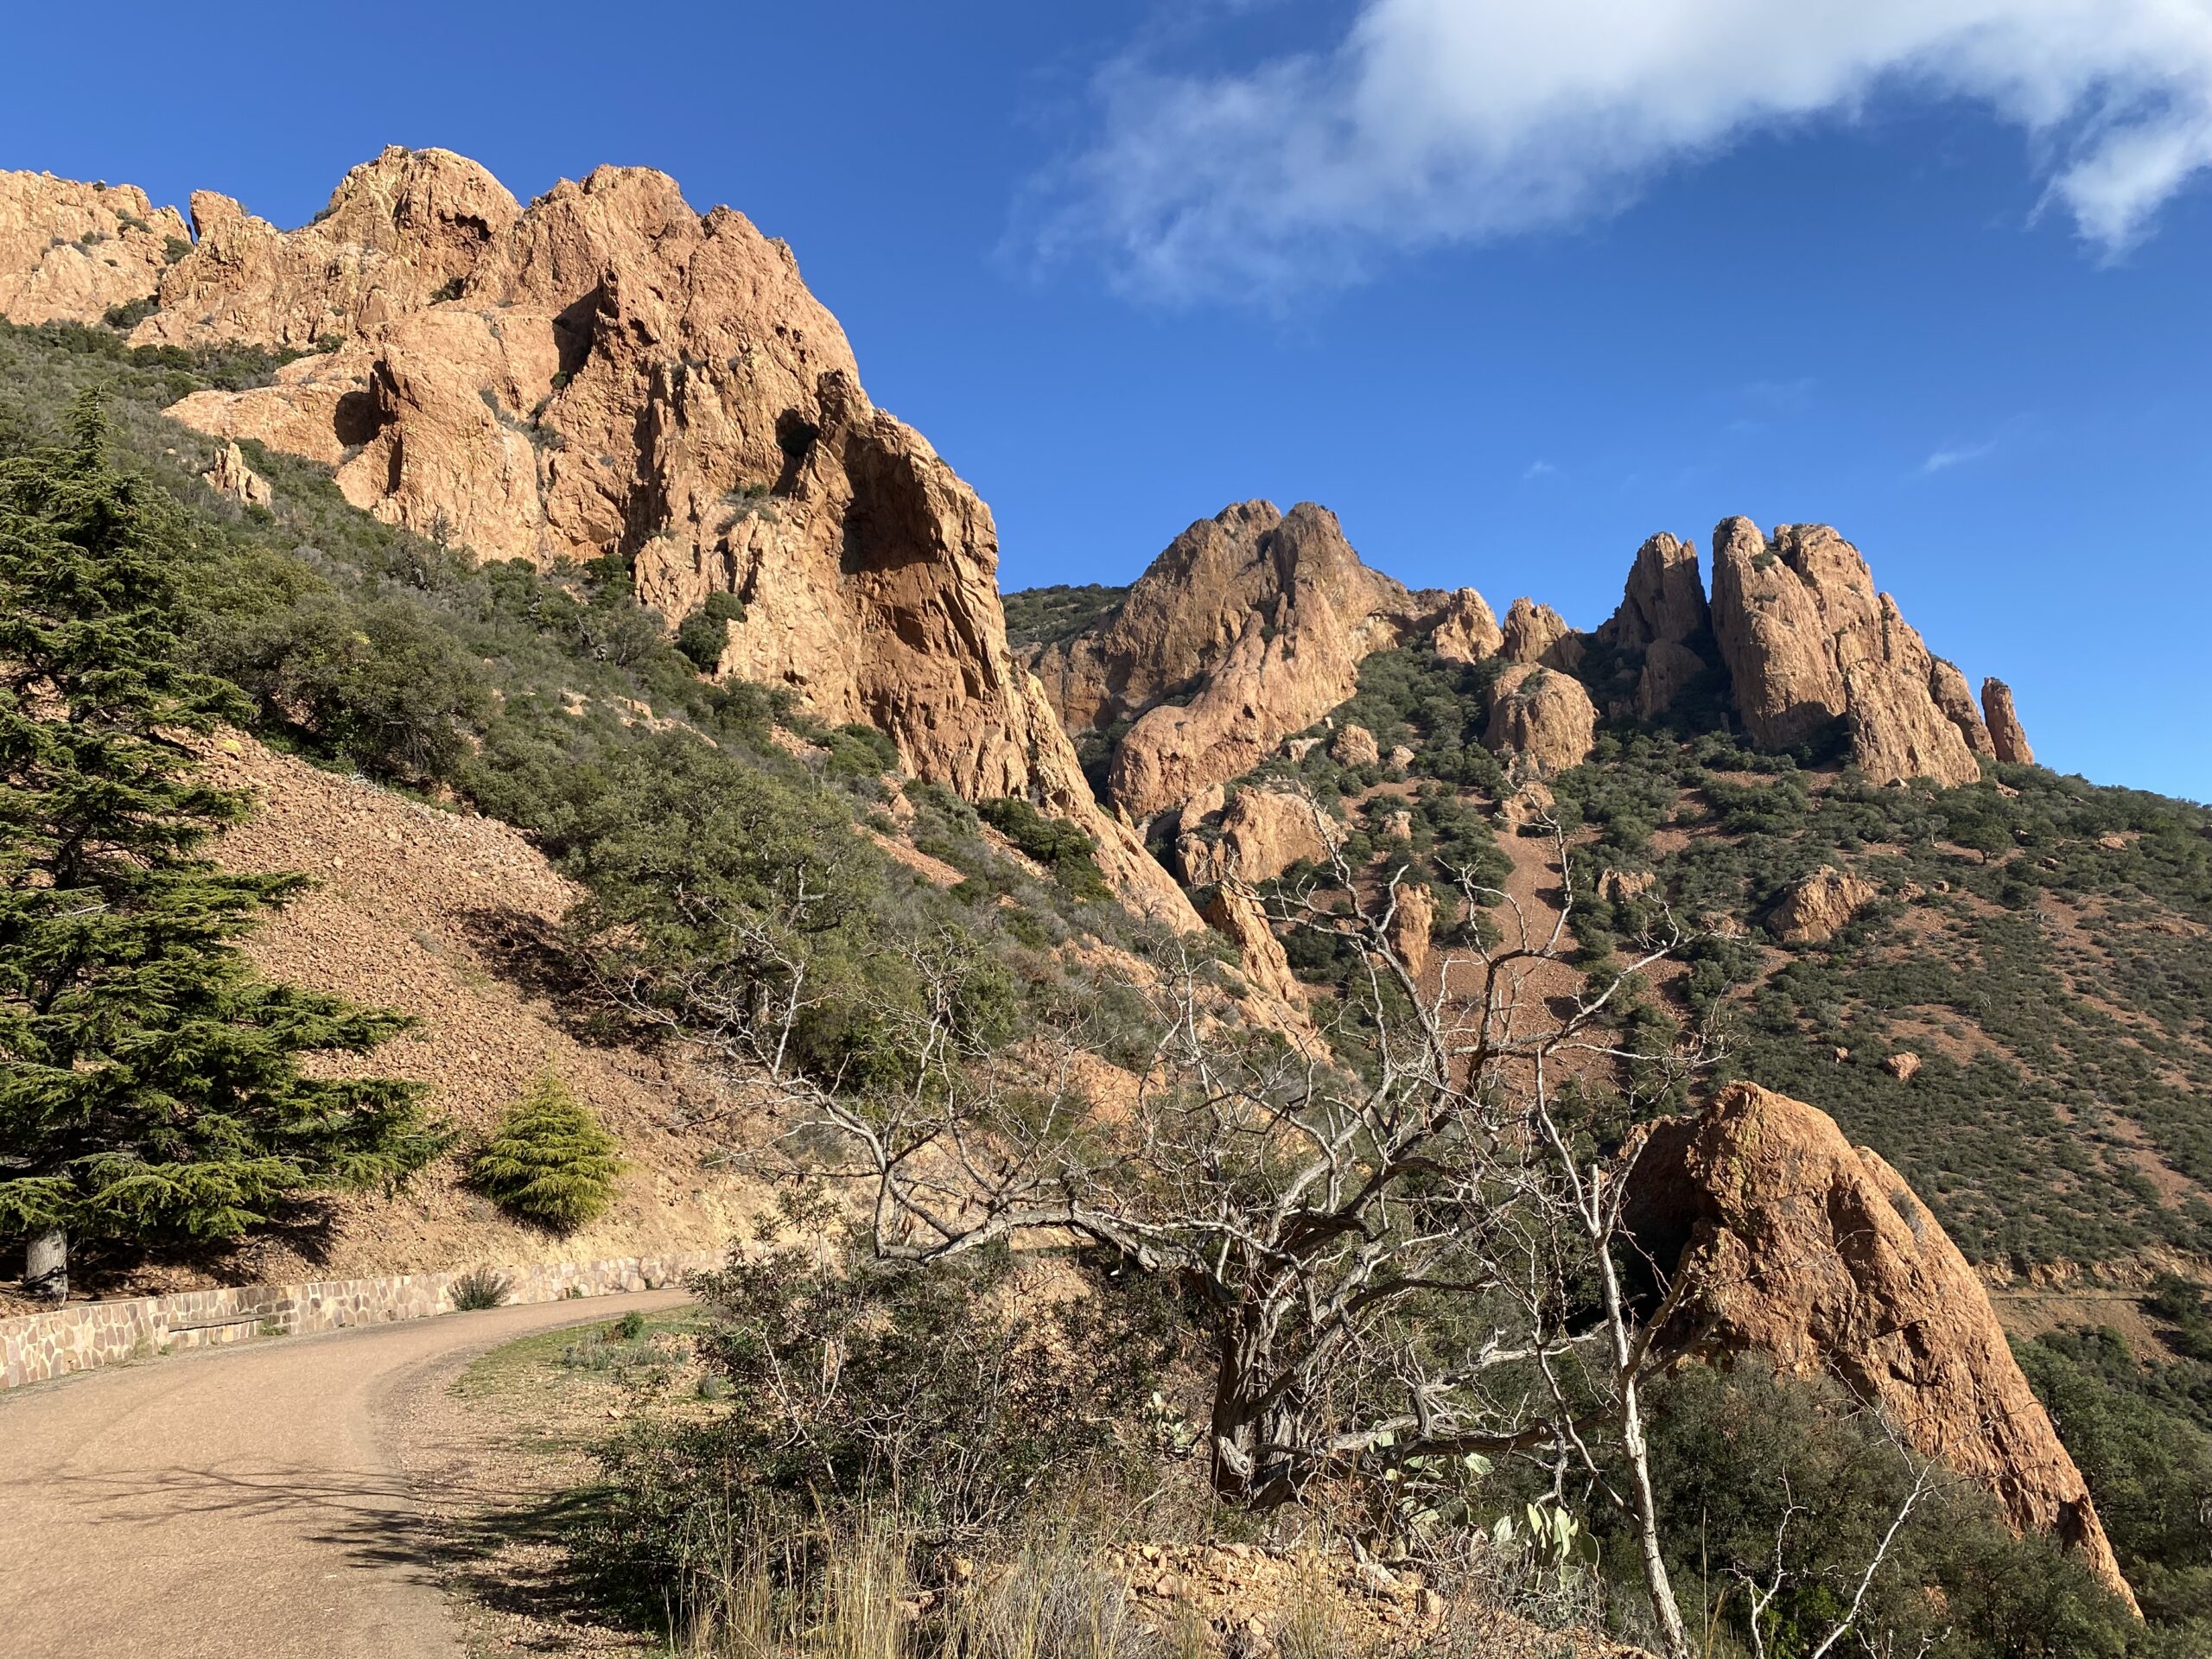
(0, 393, 445, 1298)
(469, 1075, 623, 1233)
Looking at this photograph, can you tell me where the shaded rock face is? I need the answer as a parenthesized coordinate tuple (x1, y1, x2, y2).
(103, 147, 1192, 927)
(1598, 532, 1713, 719)
(1484, 664, 1597, 778)
(0, 171, 187, 326)
(1767, 865, 1878, 944)
(1625, 1084, 2137, 1611)
(1983, 677, 2034, 765)
(1032, 501, 1436, 821)
(1708, 518, 1979, 787)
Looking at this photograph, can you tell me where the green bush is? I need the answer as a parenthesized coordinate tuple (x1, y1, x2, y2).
(976, 797, 1110, 900)
(469, 1076, 624, 1232)
(674, 591, 747, 671)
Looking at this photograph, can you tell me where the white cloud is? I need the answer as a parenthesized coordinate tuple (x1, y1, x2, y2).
(1039, 0, 2212, 300)
(1522, 458, 1561, 480)
(1919, 436, 2002, 473)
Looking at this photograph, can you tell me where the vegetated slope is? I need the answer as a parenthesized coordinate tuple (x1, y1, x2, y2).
(1001, 582, 1130, 649)
(0, 150, 1194, 927)
(1010, 506, 2211, 1280)
(0, 315, 1198, 1300)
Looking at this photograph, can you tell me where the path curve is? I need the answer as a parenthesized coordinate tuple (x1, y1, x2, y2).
(0, 1289, 691, 1658)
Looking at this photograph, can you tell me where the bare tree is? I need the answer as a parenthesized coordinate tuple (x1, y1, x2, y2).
(734, 803, 1721, 1656)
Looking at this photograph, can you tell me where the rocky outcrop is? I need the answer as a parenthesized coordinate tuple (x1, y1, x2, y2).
(1387, 880, 1435, 977)
(1598, 532, 1713, 719)
(1179, 787, 1342, 887)
(1930, 660, 1996, 757)
(132, 148, 522, 352)
(1202, 887, 1303, 1007)
(1331, 722, 1380, 768)
(1983, 678, 2033, 765)
(38, 149, 1191, 927)
(0, 172, 187, 326)
(1767, 866, 1878, 944)
(202, 442, 272, 508)
(1844, 659, 1981, 793)
(1600, 532, 1709, 652)
(1500, 597, 1574, 666)
(1430, 588, 1503, 664)
(1484, 664, 1597, 778)
(1709, 518, 1979, 787)
(1625, 1084, 2137, 1611)
(1033, 502, 1435, 821)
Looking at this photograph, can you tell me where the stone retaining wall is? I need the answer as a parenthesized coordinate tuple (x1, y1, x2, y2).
(0, 1251, 724, 1390)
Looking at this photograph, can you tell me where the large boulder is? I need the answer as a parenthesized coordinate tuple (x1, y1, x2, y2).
(1484, 663, 1597, 778)
(1767, 865, 1878, 944)
(1179, 786, 1343, 886)
(1201, 887, 1304, 1007)
(0, 171, 187, 326)
(1709, 518, 1980, 787)
(1625, 1083, 2138, 1611)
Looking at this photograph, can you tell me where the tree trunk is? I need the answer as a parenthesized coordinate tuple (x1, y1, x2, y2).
(24, 1226, 67, 1301)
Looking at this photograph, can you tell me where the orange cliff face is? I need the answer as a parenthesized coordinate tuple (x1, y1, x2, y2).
(0, 147, 1192, 931)
(1625, 1082, 2139, 1614)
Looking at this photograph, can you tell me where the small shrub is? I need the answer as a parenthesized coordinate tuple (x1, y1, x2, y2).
(449, 1268, 512, 1311)
(468, 1075, 625, 1232)
(675, 591, 747, 671)
(614, 1309, 648, 1341)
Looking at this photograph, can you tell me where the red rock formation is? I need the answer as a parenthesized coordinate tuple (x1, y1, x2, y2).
(1625, 1083, 2137, 1611)
(32, 149, 1189, 926)
(1709, 518, 1980, 787)
(1431, 587, 1503, 664)
(0, 171, 187, 326)
(1500, 596, 1573, 665)
(1484, 663, 1597, 778)
(1033, 502, 1434, 821)
(1930, 659, 1997, 757)
(1598, 532, 1713, 718)
(1767, 866, 1878, 944)
(1983, 677, 2034, 765)
(1178, 786, 1342, 887)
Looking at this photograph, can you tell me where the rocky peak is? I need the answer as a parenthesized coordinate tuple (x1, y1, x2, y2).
(1709, 518, 1980, 787)
(84, 149, 1190, 927)
(1033, 500, 1436, 821)
(1983, 677, 2034, 765)
(1625, 1083, 2137, 1611)
(1429, 587, 1503, 664)
(1599, 531, 1709, 652)
(1499, 596, 1575, 666)
(0, 170, 188, 327)
(1594, 531, 1714, 719)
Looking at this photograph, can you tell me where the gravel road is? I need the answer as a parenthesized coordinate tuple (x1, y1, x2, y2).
(0, 1290, 691, 1658)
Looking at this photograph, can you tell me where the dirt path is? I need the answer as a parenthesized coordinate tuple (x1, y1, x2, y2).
(0, 1289, 690, 1659)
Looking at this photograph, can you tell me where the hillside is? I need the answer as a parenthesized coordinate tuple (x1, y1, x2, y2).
(3, 149, 2207, 1655)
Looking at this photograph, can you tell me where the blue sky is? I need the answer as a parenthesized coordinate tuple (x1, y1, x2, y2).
(5, 2, 2207, 799)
